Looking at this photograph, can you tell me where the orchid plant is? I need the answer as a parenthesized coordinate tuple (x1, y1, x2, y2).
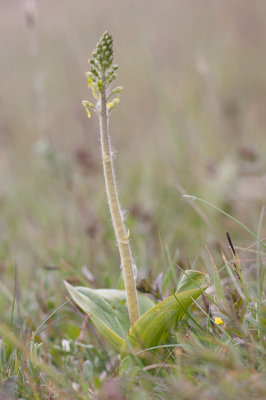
(65, 32, 209, 362)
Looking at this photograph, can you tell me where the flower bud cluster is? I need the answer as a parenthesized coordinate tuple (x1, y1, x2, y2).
(89, 32, 118, 83)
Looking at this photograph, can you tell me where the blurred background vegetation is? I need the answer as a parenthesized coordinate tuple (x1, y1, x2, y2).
(0, 0, 265, 348)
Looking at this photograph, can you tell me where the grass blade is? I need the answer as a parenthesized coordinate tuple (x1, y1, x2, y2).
(183, 195, 266, 249)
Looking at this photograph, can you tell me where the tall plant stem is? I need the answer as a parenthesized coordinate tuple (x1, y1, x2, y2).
(99, 83, 140, 326)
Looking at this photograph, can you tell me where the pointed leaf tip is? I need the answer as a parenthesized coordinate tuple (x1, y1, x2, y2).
(176, 270, 209, 293)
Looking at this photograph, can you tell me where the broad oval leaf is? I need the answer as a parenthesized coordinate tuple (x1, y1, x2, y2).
(122, 272, 209, 358)
(176, 270, 210, 293)
(64, 282, 155, 352)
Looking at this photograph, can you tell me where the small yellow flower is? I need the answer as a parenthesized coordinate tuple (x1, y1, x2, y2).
(215, 317, 223, 325)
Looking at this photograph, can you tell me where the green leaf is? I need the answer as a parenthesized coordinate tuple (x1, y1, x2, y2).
(64, 282, 154, 352)
(176, 270, 209, 293)
(65, 271, 209, 358)
(122, 272, 209, 358)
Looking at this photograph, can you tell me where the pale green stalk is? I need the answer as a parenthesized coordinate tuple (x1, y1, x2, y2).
(83, 32, 140, 326)
(99, 78, 140, 326)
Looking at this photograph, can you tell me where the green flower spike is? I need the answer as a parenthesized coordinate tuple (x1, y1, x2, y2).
(83, 32, 122, 117)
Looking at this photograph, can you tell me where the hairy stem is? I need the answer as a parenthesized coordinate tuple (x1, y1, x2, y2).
(99, 83, 140, 326)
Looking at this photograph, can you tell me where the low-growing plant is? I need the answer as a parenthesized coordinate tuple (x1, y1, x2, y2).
(65, 32, 209, 363)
